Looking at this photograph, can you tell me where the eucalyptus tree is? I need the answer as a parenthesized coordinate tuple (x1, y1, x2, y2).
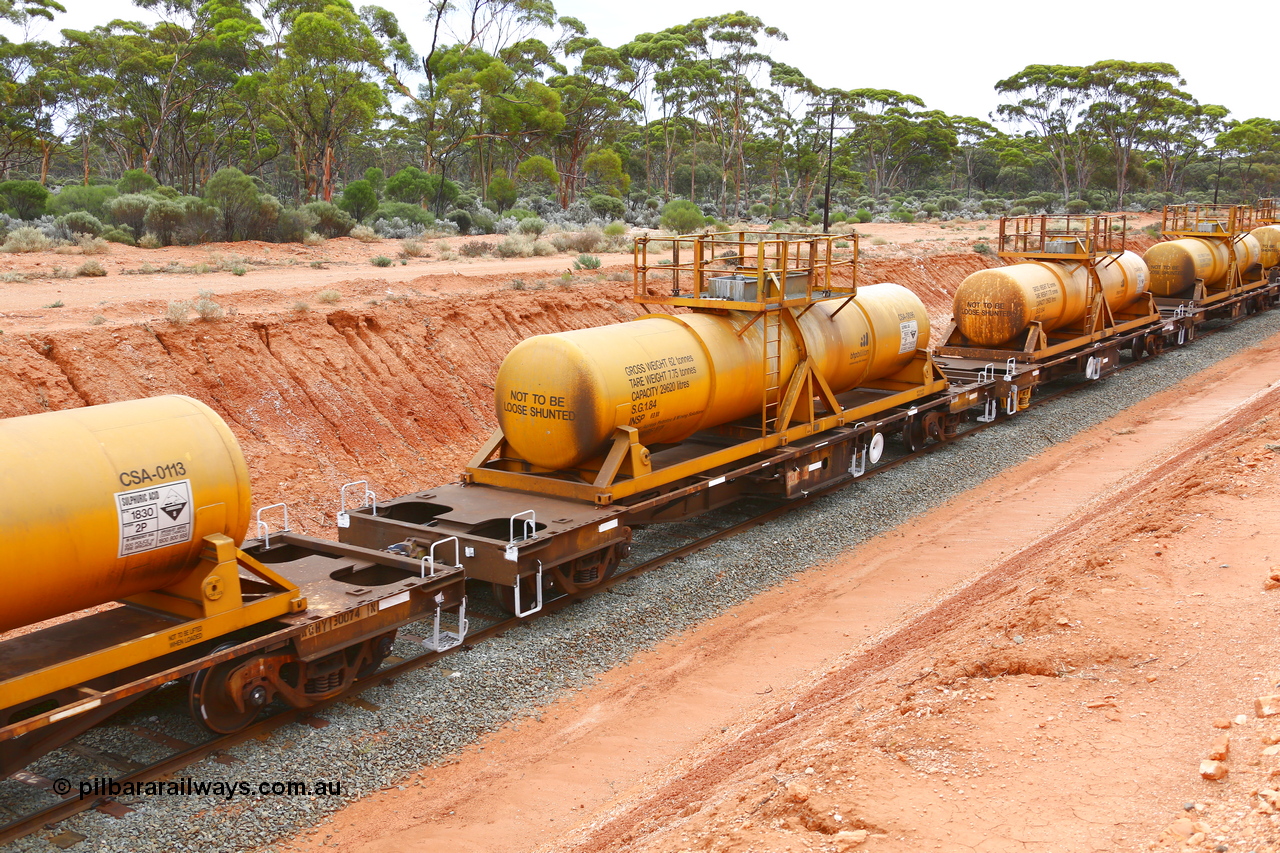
(60, 0, 265, 188)
(1082, 60, 1201, 207)
(994, 64, 1095, 203)
(760, 63, 822, 210)
(837, 88, 956, 196)
(621, 26, 692, 197)
(259, 0, 386, 200)
(1144, 98, 1227, 196)
(547, 19, 640, 206)
(950, 115, 999, 198)
(1215, 118, 1280, 199)
(676, 12, 785, 217)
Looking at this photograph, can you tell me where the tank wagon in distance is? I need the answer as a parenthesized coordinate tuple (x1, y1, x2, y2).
(1143, 204, 1278, 319)
(339, 231, 968, 610)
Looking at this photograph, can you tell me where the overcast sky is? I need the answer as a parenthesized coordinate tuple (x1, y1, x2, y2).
(12, 0, 1273, 125)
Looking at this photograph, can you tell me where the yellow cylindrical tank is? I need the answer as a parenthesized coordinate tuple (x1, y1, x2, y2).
(494, 283, 929, 471)
(0, 395, 251, 633)
(1252, 225, 1280, 270)
(1143, 235, 1262, 296)
(952, 250, 1149, 346)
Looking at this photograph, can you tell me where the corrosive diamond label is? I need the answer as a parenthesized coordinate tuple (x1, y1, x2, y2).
(898, 320, 919, 354)
(116, 478, 194, 557)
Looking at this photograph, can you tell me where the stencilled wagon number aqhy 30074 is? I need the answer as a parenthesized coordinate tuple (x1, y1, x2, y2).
(114, 477, 194, 558)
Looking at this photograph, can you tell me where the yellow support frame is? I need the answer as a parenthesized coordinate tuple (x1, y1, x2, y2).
(0, 535, 305, 710)
(466, 351, 948, 505)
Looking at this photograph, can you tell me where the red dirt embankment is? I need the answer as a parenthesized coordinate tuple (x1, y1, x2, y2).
(0, 252, 993, 533)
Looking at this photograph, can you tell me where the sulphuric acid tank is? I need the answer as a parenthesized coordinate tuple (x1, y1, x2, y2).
(1142, 234, 1262, 296)
(0, 395, 252, 634)
(951, 250, 1149, 347)
(1252, 224, 1280, 270)
(494, 283, 928, 471)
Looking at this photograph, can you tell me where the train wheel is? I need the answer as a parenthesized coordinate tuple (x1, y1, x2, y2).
(1147, 335, 1165, 357)
(902, 418, 927, 453)
(356, 631, 397, 680)
(1131, 334, 1146, 359)
(189, 645, 269, 734)
(550, 542, 624, 595)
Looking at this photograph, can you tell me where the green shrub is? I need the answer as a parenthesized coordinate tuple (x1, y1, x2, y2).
(1, 226, 53, 252)
(938, 196, 961, 212)
(51, 184, 118, 219)
(143, 199, 185, 246)
(117, 169, 158, 194)
(107, 194, 153, 234)
(338, 179, 379, 222)
(855, 209, 873, 223)
(58, 211, 104, 237)
(515, 155, 558, 190)
(890, 209, 915, 223)
(470, 210, 496, 234)
(588, 194, 626, 220)
(303, 201, 355, 238)
(446, 208, 472, 235)
(350, 224, 379, 243)
(1065, 199, 1089, 214)
(573, 253, 601, 270)
(178, 196, 220, 243)
(386, 166, 459, 210)
(139, 232, 162, 249)
(371, 255, 392, 267)
(487, 169, 517, 211)
(659, 199, 705, 233)
(204, 167, 260, 240)
(101, 227, 136, 246)
(831, 211, 847, 223)
(518, 217, 546, 237)
(980, 199, 1004, 215)
(973, 241, 994, 256)
(603, 220, 627, 238)
(921, 203, 940, 215)
(748, 202, 770, 218)
(1009, 205, 1029, 216)
(277, 207, 320, 243)
(0, 180, 50, 219)
(374, 202, 433, 227)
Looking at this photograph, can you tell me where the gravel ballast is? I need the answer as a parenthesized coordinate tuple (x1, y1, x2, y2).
(9, 310, 1280, 853)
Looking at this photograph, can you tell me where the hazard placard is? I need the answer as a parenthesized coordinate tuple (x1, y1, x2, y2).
(115, 478, 194, 557)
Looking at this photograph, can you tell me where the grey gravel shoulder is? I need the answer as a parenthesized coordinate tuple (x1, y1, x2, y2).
(11, 311, 1280, 853)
